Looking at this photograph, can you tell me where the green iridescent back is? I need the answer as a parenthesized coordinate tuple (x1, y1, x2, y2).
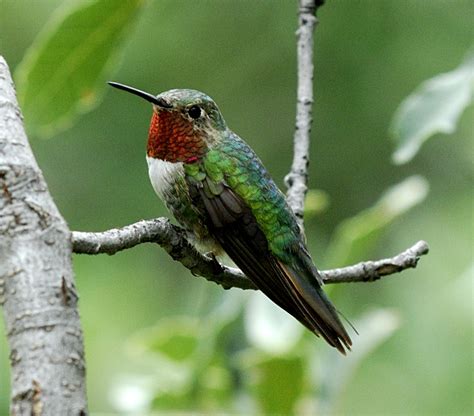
(184, 131, 303, 262)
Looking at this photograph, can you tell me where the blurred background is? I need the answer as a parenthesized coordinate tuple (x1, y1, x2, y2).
(1, 0, 472, 414)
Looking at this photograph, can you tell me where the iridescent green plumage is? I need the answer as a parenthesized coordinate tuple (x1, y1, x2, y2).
(186, 132, 301, 262)
(109, 82, 352, 353)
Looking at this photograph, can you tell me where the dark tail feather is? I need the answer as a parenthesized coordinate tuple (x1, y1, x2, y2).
(276, 261, 352, 354)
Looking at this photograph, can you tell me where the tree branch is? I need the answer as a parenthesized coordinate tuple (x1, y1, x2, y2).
(73, 218, 253, 290)
(0, 57, 87, 414)
(72, 220, 429, 289)
(285, 0, 324, 229)
(319, 240, 429, 283)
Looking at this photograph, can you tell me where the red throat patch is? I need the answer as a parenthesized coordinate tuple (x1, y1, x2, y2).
(147, 111, 206, 162)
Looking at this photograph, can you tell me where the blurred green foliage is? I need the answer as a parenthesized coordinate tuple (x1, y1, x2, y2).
(391, 50, 474, 164)
(15, 0, 144, 137)
(324, 175, 428, 269)
(1, 0, 473, 414)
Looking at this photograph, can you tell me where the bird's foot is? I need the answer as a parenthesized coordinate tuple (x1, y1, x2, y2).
(205, 251, 224, 275)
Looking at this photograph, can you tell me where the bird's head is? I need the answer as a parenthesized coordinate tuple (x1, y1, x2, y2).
(109, 82, 227, 163)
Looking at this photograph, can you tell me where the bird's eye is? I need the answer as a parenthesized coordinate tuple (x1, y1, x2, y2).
(188, 105, 201, 119)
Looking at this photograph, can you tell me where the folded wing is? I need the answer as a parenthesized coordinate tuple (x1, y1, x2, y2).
(188, 175, 352, 353)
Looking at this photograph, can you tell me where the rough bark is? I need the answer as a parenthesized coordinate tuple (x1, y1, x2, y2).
(0, 57, 87, 415)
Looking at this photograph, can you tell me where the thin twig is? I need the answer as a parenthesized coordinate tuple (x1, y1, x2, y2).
(319, 240, 429, 283)
(285, 0, 324, 229)
(72, 220, 429, 289)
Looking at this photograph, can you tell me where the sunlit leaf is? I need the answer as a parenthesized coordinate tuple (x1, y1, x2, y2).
(15, 0, 144, 138)
(325, 175, 429, 267)
(391, 50, 474, 164)
(110, 376, 155, 414)
(444, 262, 473, 318)
(304, 189, 331, 218)
(318, 309, 401, 415)
(244, 291, 303, 354)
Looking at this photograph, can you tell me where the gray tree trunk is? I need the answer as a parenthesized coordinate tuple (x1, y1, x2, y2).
(0, 57, 87, 414)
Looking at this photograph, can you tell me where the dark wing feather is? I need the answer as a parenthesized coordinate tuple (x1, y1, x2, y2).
(191, 177, 351, 353)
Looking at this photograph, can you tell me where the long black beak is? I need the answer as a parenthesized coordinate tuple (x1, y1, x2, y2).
(108, 81, 172, 108)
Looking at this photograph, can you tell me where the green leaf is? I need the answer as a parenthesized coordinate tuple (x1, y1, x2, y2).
(391, 50, 474, 164)
(239, 350, 306, 415)
(444, 262, 474, 319)
(304, 188, 331, 218)
(318, 309, 401, 415)
(325, 175, 429, 267)
(196, 363, 233, 410)
(129, 316, 200, 362)
(127, 317, 201, 409)
(15, 0, 144, 138)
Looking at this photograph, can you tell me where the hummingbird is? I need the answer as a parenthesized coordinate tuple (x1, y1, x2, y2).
(108, 82, 352, 353)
